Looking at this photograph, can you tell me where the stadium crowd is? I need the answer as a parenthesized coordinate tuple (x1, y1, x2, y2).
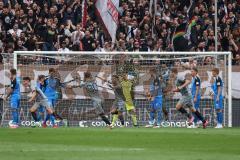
(0, 0, 239, 64)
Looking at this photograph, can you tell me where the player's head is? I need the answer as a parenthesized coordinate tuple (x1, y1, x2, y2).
(22, 77, 31, 87)
(84, 71, 92, 81)
(191, 68, 198, 77)
(10, 68, 16, 75)
(38, 75, 45, 85)
(49, 68, 56, 77)
(212, 68, 219, 77)
(10, 68, 17, 79)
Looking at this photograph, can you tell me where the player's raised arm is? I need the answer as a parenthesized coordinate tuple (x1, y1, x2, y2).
(4, 83, 14, 101)
(4, 69, 17, 101)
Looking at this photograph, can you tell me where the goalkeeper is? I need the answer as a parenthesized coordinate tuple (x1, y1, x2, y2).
(120, 73, 138, 127)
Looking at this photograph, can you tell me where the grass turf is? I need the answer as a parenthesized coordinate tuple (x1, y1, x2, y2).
(0, 127, 240, 160)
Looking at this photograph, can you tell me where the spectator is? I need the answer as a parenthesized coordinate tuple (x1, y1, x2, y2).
(58, 41, 70, 52)
(0, 0, 238, 65)
(233, 54, 240, 65)
(81, 30, 95, 51)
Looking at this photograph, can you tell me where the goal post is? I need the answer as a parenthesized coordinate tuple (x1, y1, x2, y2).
(1, 51, 232, 127)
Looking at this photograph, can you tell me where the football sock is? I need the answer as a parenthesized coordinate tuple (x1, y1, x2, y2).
(44, 114, 50, 124)
(118, 114, 124, 125)
(111, 110, 118, 114)
(149, 111, 155, 125)
(178, 107, 191, 118)
(194, 111, 205, 123)
(217, 111, 223, 124)
(12, 109, 18, 124)
(37, 113, 42, 121)
(131, 114, 137, 126)
(53, 112, 63, 120)
(112, 114, 118, 125)
(31, 112, 38, 122)
(193, 112, 199, 123)
(157, 110, 162, 125)
(100, 114, 111, 125)
(50, 114, 55, 126)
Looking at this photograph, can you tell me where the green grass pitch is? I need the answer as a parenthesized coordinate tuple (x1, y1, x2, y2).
(0, 127, 240, 160)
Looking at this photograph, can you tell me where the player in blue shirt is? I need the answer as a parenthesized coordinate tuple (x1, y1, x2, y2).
(4, 69, 20, 128)
(190, 68, 201, 128)
(211, 68, 224, 128)
(145, 74, 163, 128)
(43, 68, 65, 126)
(29, 75, 57, 128)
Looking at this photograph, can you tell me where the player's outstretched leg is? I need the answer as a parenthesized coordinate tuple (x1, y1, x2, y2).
(128, 109, 138, 127)
(190, 107, 208, 129)
(176, 102, 193, 124)
(110, 109, 118, 128)
(99, 113, 111, 128)
(53, 112, 63, 121)
(118, 112, 124, 127)
(30, 111, 38, 122)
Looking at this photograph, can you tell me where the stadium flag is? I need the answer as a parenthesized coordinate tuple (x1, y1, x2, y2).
(82, 0, 87, 28)
(149, 0, 153, 16)
(95, 0, 119, 43)
(187, 0, 198, 46)
(150, 0, 157, 39)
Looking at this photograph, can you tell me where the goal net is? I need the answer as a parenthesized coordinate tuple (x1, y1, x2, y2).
(0, 51, 232, 127)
